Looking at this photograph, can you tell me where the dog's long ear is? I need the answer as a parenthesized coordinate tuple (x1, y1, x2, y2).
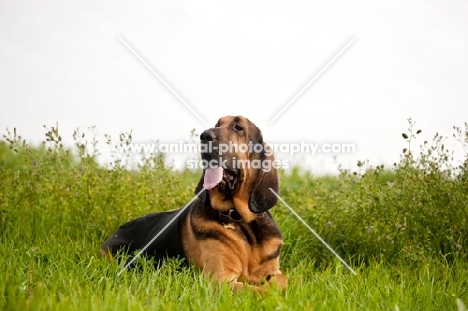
(195, 170, 207, 203)
(248, 141, 280, 213)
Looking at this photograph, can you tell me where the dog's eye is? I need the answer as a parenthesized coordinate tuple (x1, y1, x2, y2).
(234, 124, 244, 132)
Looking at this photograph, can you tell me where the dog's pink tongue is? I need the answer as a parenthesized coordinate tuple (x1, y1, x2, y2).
(203, 167, 223, 190)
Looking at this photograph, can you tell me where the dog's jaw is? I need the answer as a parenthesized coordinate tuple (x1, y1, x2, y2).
(203, 167, 241, 193)
(217, 169, 241, 194)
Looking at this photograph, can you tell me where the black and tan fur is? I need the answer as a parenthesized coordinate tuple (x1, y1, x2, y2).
(102, 116, 287, 292)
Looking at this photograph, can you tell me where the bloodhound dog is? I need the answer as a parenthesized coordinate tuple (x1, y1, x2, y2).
(102, 115, 287, 292)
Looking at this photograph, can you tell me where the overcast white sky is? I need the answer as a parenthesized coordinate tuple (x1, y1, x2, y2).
(1, 0, 467, 174)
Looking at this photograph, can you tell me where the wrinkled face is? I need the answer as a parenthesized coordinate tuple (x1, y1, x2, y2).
(199, 115, 263, 194)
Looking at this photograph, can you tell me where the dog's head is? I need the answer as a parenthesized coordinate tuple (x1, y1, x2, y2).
(195, 116, 279, 214)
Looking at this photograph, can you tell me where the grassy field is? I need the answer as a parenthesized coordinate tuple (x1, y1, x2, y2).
(1, 123, 467, 310)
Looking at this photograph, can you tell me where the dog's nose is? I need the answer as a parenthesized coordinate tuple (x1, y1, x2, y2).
(200, 130, 216, 142)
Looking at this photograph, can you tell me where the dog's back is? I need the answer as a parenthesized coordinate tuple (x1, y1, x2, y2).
(101, 203, 193, 263)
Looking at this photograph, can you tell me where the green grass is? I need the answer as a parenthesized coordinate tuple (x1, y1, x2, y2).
(1, 122, 467, 310)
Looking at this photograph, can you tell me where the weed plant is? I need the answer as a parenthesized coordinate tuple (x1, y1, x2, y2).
(0, 121, 467, 310)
